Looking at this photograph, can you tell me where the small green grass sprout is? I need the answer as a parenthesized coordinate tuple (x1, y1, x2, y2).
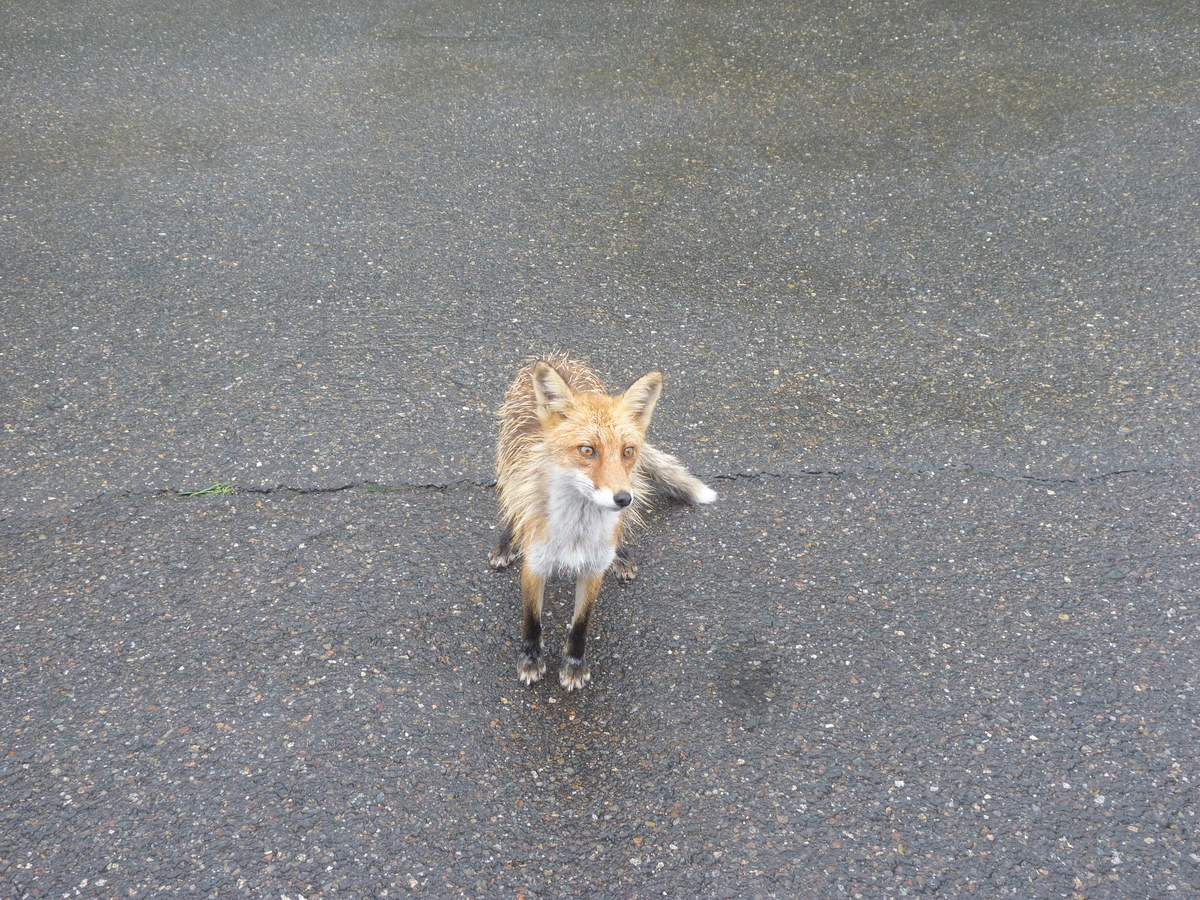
(176, 482, 236, 497)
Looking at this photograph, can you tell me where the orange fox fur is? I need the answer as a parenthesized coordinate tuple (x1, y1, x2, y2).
(491, 354, 716, 690)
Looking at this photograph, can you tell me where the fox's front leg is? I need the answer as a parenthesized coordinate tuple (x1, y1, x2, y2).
(560, 571, 604, 691)
(517, 562, 546, 685)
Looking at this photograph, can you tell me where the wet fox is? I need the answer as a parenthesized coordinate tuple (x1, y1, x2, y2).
(490, 354, 716, 690)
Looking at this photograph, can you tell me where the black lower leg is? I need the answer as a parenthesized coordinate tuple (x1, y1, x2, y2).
(559, 616, 591, 691)
(521, 607, 543, 661)
(560, 572, 602, 691)
(563, 614, 590, 666)
(518, 612, 545, 684)
(518, 563, 545, 684)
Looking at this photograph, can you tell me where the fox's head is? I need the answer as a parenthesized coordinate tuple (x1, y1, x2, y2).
(531, 361, 662, 512)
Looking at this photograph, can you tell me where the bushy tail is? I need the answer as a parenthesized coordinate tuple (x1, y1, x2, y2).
(637, 444, 718, 506)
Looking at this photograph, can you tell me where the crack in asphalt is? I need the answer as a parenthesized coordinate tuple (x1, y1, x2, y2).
(710, 465, 1152, 485)
(173, 465, 1155, 498)
(0, 466, 1171, 528)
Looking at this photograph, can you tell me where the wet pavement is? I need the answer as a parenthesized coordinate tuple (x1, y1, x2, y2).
(2, 1, 1197, 898)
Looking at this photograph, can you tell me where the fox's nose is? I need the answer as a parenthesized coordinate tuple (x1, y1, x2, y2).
(613, 491, 632, 508)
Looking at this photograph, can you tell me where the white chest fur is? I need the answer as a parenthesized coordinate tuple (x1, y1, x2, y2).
(525, 465, 621, 577)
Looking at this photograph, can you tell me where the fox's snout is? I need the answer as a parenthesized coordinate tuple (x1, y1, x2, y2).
(579, 477, 634, 512)
(594, 486, 633, 511)
(560, 465, 635, 512)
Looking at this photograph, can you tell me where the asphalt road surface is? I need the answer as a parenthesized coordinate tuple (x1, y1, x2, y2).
(2, 2, 1197, 898)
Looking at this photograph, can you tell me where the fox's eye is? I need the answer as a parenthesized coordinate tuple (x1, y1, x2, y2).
(623, 447, 636, 459)
(578, 446, 596, 457)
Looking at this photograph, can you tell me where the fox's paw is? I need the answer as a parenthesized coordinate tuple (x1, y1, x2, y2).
(558, 657, 592, 692)
(611, 548, 638, 584)
(489, 546, 518, 570)
(518, 653, 546, 685)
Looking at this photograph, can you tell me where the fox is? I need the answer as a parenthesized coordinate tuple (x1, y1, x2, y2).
(490, 353, 717, 691)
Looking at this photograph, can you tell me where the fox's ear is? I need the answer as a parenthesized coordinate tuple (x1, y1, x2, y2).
(531, 361, 575, 416)
(622, 371, 663, 430)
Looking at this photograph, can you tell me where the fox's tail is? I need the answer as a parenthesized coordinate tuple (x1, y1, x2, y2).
(637, 444, 718, 506)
